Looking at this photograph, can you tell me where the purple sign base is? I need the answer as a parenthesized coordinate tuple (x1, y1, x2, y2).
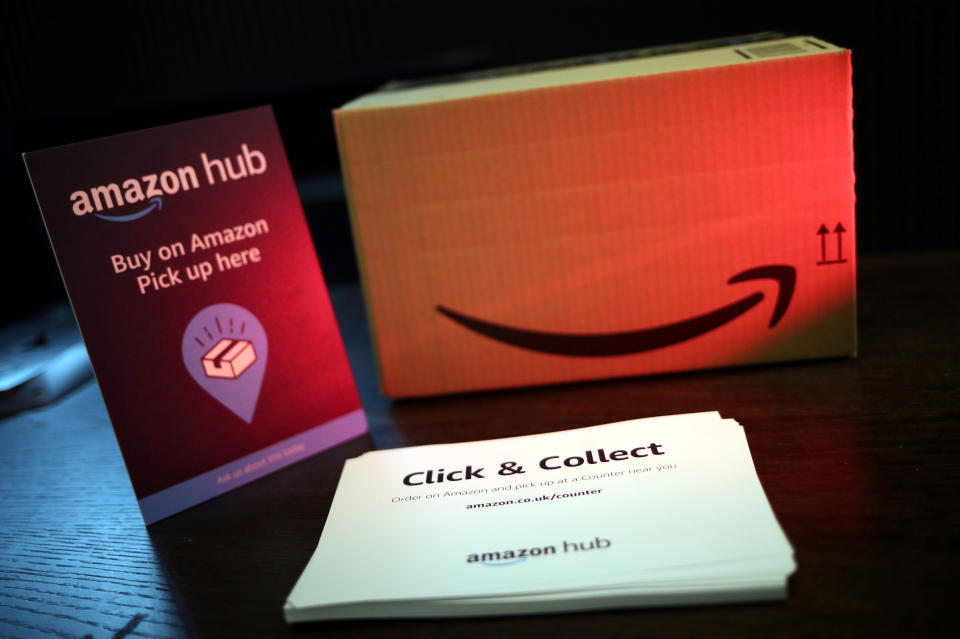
(138, 408, 367, 524)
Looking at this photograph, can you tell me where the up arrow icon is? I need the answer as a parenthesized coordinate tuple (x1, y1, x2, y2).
(817, 222, 848, 265)
(817, 224, 830, 263)
(834, 222, 846, 261)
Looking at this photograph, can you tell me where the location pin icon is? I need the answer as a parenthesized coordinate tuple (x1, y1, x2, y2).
(182, 303, 268, 423)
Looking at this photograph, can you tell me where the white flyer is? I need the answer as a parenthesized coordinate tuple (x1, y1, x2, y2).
(285, 412, 795, 621)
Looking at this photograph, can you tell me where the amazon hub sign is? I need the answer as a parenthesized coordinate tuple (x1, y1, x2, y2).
(335, 36, 857, 397)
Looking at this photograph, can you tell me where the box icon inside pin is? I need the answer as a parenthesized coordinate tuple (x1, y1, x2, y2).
(202, 338, 257, 379)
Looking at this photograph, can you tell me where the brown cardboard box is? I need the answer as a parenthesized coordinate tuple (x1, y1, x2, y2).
(335, 35, 856, 398)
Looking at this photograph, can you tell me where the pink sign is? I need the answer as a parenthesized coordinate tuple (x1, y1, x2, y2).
(24, 107, 367, 524)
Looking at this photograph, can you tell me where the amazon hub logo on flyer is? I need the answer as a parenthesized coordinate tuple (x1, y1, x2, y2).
(67, 144, 267, 223)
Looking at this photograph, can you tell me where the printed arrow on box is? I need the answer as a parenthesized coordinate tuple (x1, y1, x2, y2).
(437, 265, 796, 357)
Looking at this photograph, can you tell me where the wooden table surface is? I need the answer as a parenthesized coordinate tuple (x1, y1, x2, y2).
(1, 252, 957, 639)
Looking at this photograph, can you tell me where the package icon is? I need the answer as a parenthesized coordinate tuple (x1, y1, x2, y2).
(202, 338, 257, 379)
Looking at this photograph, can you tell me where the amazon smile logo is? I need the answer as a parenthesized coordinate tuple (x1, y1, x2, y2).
(95, 196, 162, 222)
(437, 265, 796, 356)
(69, 166, 198, 222)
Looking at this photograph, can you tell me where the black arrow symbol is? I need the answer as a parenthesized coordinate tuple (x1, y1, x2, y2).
(834, 222, 846, 262)
(817, 224, 830, 263)
(436, 265, 796, 357)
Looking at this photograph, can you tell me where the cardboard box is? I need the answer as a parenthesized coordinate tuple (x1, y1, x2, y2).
(335, 35, 856, 398)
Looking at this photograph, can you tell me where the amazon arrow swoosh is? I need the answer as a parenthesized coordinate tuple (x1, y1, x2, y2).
(94, 196, 162, 222)
(436, 265, 796, 357)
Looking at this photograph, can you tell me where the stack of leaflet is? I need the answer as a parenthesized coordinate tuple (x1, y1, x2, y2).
(285, 412, 795, 622)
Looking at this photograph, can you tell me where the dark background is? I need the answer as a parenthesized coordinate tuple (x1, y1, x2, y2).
(1, 0, 956, 325)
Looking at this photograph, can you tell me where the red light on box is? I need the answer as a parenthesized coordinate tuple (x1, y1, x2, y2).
(335, 36, 857, 397)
